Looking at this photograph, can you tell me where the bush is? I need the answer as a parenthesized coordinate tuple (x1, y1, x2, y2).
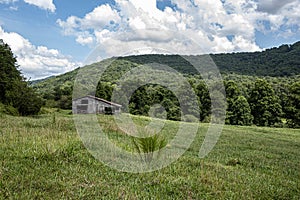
(183, 114, 199, 123)
(0, 103, 19, 116)
(38, 107, 56, 115)
(202, 115, 211, 123)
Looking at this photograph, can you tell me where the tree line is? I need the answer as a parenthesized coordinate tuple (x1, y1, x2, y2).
(93, 77, 299, 128)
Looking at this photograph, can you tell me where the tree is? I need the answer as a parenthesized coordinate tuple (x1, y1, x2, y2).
(0, 40, 43, 115)
(249, 79, 282, 126)
(229, 96, 253, 126)
(224, 80, 240, 124)
(285, 81, 300, 128)
(225, 80, 241, 99)
(129, 86, 150, 116)
(53, 83, 73, 109)
(195, 81, 211, 121)
(224, 80, 253, 125)
(0, 40, 22, 103)
(176, 84, 200, 120)
(95, 81, 113, 101)
(7, 81, 43, 115)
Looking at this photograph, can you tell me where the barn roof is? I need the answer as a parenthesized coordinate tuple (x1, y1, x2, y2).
(73, 95, 122, 107)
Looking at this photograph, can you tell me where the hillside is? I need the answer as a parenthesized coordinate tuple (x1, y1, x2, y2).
(33, 41, 300, 99)
(32, 68, 80, 98)
(118, 40, 300, 77)
(33, 41, 300, 89)
(211, 41, 300, 76)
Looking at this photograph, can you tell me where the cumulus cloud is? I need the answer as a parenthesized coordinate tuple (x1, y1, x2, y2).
(57, 0, 258, 57)
(57, 0, 300, 58)
(0, 26, 79, 79)
(57, 4, 120, 33)
(23, 0, 56, 12)
(250, 0, 300, 37)
(256, 0, 296, 14)
(57, 4, 120, 46)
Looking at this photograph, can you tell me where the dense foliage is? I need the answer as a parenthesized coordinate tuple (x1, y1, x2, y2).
(285, 81, 300, 128)
(248, 79, 282, 126)
(0, 40, 42, 115)
(211, 41, 300, 76)
(225, 80, 253, 126)
(123, 41, 300, 77)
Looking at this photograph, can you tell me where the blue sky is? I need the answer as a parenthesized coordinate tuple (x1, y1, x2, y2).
(0, 0, 299, 79)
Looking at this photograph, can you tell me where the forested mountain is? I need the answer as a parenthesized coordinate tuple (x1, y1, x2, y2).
(32, 41, 300, 127)
(33, 41, 300, 94)
(120, 41, 300, 77)
(211, 41, 300, 76)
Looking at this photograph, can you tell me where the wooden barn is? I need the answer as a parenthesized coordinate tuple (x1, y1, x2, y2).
(72, 95, 122, 114)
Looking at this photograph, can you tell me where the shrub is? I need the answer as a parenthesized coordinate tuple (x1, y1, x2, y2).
(0, 103, 19, 116)
(183, 114, 199, 123)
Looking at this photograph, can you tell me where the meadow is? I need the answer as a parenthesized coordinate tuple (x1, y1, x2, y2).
(0, 110, 299, 199)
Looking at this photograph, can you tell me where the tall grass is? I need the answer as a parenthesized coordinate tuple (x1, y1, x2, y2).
(132, 128, 167, 164)
(0, 112, 299, 199)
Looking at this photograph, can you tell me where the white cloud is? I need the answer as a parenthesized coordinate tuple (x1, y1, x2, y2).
(56, 16, 81, 35)
(57, 0, 300, 59)
(76, 34, 94, 45)
(130, 0, 157, 14)
(0, 26, 79, 80)
(256, 0, 296, 14)
(0, 0, 17, 3)
(0, 0, 56, 12)
(237, 0, 300, 36)
(23, 0, 56, 12)
(57, 4, 121, 32)
(57, 4, 121, 46)
(9, 6, 18, 10)
(82, 4, 121, 29)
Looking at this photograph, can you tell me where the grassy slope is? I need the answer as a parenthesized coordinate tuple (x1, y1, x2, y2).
(1, 112, 299, 199)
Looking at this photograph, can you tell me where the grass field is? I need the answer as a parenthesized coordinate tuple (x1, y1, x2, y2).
(1, 111, 299, 199)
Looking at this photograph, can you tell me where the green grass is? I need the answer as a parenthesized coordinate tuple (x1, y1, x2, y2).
(0, 112, 299, 199)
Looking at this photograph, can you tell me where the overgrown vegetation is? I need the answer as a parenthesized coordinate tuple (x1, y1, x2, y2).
(0, 112, 299, 199)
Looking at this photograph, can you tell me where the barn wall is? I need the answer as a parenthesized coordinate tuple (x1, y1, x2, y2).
(72, 96, 121, 114)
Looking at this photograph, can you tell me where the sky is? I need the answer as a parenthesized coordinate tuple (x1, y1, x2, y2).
(0, 0, 299, 80)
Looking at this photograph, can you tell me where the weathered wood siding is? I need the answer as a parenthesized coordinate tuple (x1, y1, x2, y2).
(72, 96, 121, 114)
